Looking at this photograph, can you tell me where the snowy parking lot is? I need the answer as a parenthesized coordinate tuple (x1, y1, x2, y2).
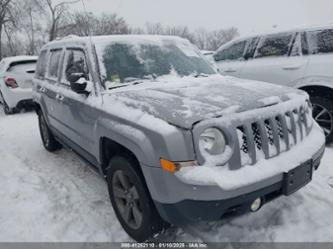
(1, 108, 333, 242)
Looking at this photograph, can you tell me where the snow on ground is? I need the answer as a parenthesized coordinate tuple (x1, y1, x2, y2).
(0, 109, 333, 242)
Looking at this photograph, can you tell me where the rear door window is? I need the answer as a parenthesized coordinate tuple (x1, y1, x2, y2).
(307, 29, 333, 55)
(214, 40, 247, 61)
(47, 49, 62, 80)
(255, 32, 294, 58)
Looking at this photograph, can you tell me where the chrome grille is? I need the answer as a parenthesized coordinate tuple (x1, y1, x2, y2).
(237, 105, 311, 166)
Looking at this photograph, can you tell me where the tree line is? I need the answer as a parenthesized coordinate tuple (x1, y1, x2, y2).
(0, 0, 239, 59)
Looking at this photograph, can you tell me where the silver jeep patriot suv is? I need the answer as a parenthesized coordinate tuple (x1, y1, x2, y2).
(33, 35, 325, 241)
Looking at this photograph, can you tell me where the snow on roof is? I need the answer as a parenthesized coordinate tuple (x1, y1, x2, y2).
(233, 23, 333, 43)
(1, 55, 38, 64)
(45, 34, 189, 49)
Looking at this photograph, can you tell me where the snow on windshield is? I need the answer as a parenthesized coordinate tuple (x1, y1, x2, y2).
(93, 36, 216, 87)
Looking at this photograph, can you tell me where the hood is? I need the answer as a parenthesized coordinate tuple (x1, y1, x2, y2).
(102, 75, 308, 129)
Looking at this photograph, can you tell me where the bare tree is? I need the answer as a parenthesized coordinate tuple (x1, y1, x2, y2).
(14, 0, 46, 55)
(43, 0, 79, 41)
(0, 0, 15, 59)
(142, 23, 238, 51)
(145, 22, 164, 35)
(205, 27, 239, 51)
(61, 12, 130, 37)
(95, 13, 129, 35)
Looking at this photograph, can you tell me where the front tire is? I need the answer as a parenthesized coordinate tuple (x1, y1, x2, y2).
(106, 155, 168, 241)
(38, 112, 62, 152)
(311, 96, 333, 144)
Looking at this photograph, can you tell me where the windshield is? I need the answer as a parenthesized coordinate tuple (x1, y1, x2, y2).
(96, 38, 216, 86)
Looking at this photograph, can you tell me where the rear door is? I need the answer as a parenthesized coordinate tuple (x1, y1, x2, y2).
(214, 39, 248, 77)
(240, 32, 309, 86)
(303, 28, 333, 79)
(39, 49, 64, 129)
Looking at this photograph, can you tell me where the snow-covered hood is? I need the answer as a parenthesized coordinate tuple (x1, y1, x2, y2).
(103, 75, 308, 129)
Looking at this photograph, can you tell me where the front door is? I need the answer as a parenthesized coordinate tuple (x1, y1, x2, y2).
(53, 48, 100, 161)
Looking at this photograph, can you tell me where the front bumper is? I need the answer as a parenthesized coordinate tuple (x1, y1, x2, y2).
(152, 143, 325, 224)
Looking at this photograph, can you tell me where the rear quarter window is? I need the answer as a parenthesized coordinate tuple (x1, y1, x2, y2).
(47, 49, 63, 80)
(255, 33, 294, 58)
(8, 62, 36, 74)
(307, 29, 333, 55)
(36, 51, 48, 79)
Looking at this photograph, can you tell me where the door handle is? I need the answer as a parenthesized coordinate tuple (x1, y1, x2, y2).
(282, 64, 303, 70)
(224, 68, 237, 73)
(39, 87, 46, 93)
(56, 94, 64, 101)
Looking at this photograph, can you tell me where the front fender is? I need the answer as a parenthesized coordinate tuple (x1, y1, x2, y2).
(97, 117, 195, 167)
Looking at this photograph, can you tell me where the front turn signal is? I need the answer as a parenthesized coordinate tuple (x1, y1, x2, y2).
(160, 159, 197, 173)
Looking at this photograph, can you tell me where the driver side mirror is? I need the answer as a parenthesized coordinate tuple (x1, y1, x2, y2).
(68, 73, 91, 95)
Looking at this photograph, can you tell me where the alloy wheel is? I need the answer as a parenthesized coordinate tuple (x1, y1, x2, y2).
(313, 103, 333, 136)
(112, 170, 143, 230)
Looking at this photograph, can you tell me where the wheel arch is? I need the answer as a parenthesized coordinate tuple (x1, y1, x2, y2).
(298, 85, 333, 99)
(99, 137, 145, 177)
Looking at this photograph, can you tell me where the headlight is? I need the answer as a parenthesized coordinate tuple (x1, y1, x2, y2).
(199, 128, 226, 155)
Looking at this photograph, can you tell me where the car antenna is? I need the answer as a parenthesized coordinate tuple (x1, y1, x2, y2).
(79, 0, 102, 100)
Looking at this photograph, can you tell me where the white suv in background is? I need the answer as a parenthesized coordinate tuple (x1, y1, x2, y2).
(214, 25, 333, 143)
(0, 56, 37, 114)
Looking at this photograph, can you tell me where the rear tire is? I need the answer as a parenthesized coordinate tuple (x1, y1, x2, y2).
(106, 155, 168, 241)
(311, 96, 333, 144)
(3, 102, 13, 115)
(0, 91, 14, 115)
(38, 112, 62, 152)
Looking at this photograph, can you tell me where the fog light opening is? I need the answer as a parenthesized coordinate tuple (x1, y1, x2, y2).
(250, 198, 262, 212)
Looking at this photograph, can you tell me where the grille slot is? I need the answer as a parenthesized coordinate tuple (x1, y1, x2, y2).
(275, 116, 284, 139)
(237, 127, 252, 165)
(265, 120, 274, 145)
(238, 127, 248, 154)
(252, 123, 262, 150)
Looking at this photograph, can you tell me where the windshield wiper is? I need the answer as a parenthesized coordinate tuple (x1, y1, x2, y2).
(107, 80, 145, 90)
(194, 73, 209, 78)
(107, 75, 158, 90)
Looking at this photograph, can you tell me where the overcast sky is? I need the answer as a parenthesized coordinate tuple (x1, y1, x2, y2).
(70, 0, 333, 36)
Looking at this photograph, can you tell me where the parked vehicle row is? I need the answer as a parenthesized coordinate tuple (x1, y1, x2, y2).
(214, 25, 333, 143)
(29, 35, 325, 241)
